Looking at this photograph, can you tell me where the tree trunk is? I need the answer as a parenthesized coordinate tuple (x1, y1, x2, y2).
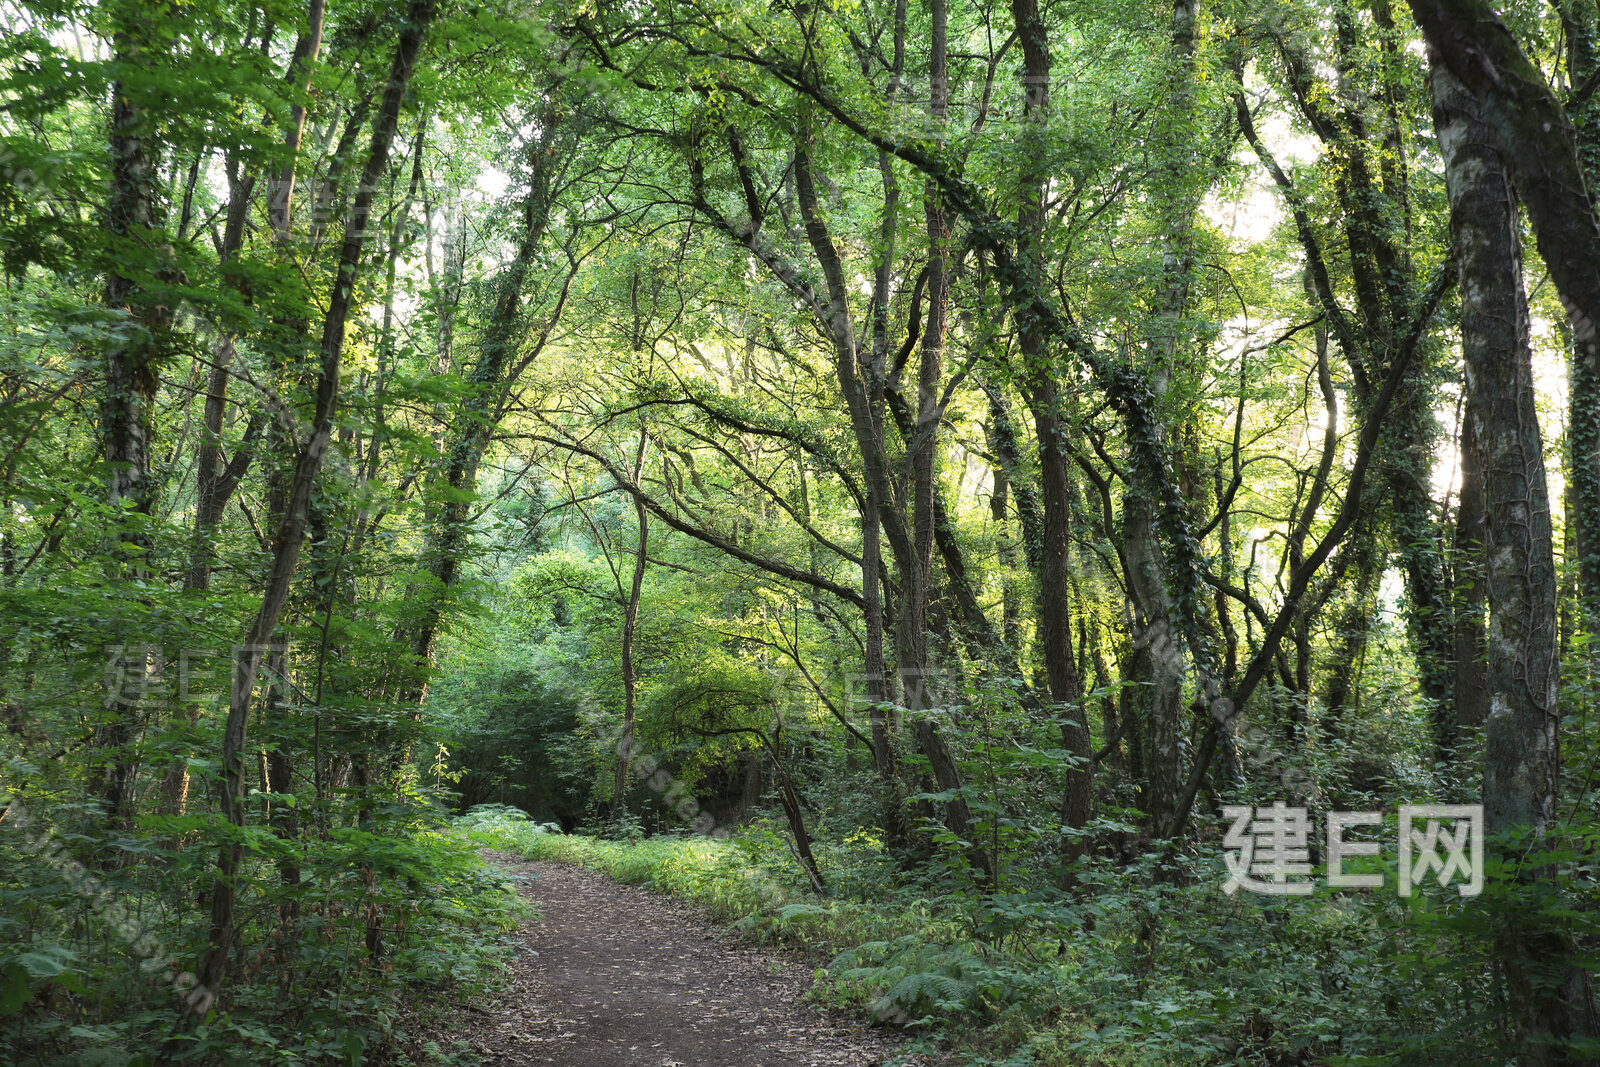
(1404, 0, 1600, 673)
(1320, 530, 1382, 734)
(262, 647, 301, 929)
(398, 100, 563, 708)
(1434, 38, 1555, 792)
(862, 0, 907, 786)
(1391, 452, 1458, 761)
(793, 104, 973, 862)
(1452, 412, 1489, 745)
(1008, 0, 1089, 866)
(1558, 0, 1600, 662)
(1123, 495, 1184, 833)
(164, 1, 324, 821)
(185, 0, 322, 595)
(613, 432, 649, 815)
(986, 434, 1023, 649)
(894, 0, 990, 885)
(1568, 334, 1600, 646)
(770, 746, 826, 894)
(192, 0, 435, 1009)
(1434, 55, 1584, 1063)
(94, 5, 181, 843)
(1124, 0, 1203, 839)
(1268, 8, 1459, 760)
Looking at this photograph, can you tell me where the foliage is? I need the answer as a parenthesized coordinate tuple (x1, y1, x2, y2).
(1, 790, 524, 1066)
(1, 0, 1598, 1061)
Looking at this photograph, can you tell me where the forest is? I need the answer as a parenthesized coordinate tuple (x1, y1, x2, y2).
(2, 0, 1599, 1063)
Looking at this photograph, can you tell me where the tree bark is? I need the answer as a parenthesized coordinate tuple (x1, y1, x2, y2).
(93, 4, 181, 842)
(1404, 4, 1600, 672)
(613, 432, 649, 814)
(986, 433, 1023, 650)
(1008, 0, 1090, 864)
(899, 0, 990, 884)
(789, 106, 984, 872)
(862, 2, 905, 780)
(1434, 64, 1558, 824)
(1557, 0, 1600, 659)
(1319, 531, 1382, 735)
(1434, 54, 1586, 1063)
(1453, 411, 1489, 744)
(1124, 0, 1203, 838)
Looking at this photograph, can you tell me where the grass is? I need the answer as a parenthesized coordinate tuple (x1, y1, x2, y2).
(449, 805, 1535, 1066)
(454, 806, 950, 956)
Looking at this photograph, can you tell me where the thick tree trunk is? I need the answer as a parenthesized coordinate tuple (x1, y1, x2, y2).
(100, 24, 171, 531)
(1434, 56, 1588, 1064)
(1123, 0, 1202, 839)
(1032, 387, 1091, 840)
(1123, 495, 1183, 832)
(1406, 0, 1600, 330)
(1009, 0, 1089, 862)
(1436, 38, 1557, 839)
(1405, 2, 1600, 660)
(1452, 412, 1489, 745)
(93, 6, 182, 843)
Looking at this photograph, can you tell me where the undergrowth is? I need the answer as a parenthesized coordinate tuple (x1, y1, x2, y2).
(474, 807, 1594, 1067)
(1, 793, 527, 1067)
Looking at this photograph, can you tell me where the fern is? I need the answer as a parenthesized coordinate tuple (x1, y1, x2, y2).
(824, 935, 1022, 1025)
(875, 970, 977, 1021)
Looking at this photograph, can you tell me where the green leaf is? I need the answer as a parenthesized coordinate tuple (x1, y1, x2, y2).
(0, 962, 31, 1014)
(15, 950, 69, 978)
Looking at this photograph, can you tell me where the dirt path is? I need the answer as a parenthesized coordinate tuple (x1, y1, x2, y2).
(453, 854, 911, 1067)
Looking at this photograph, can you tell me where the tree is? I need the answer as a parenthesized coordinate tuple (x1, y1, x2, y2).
(1431, 37, 1595, 1066)
(195, 0, 438, 1004)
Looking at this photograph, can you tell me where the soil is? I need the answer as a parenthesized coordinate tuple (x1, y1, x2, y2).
(448, 853, 915, 1067)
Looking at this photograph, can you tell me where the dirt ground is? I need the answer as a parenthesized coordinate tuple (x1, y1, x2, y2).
(448, 854, 914, 1066)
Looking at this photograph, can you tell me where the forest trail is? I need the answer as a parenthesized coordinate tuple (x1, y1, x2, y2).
(453, 854, 910, 1066)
